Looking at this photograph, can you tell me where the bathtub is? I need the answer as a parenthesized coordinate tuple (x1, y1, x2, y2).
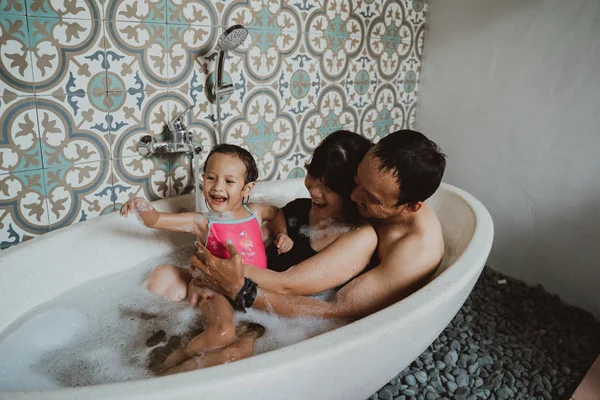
(0, 178, 493, 400)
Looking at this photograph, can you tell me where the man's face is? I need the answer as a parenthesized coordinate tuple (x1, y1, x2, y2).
(350, 152, 405, 220)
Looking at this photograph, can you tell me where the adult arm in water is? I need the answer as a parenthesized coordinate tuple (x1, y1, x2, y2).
(189, 236, 438, 319)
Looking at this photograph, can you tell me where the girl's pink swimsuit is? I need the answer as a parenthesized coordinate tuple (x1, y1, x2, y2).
(205, 205, 268, 269)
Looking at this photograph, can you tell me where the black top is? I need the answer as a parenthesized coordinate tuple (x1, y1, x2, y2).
(266, 199, 318, 272)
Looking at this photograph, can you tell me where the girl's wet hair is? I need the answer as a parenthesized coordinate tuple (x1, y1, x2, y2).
(305, 130, 373, 222)
(204, 144, 259, 184)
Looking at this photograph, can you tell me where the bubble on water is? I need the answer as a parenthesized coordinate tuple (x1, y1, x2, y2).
(299, 218, 353, 241)
(0, 248, 347, 391)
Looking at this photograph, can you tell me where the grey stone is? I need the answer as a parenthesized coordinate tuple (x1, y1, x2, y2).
(456, 374, 469, 388)
(446, 381, 458, 393)
(405, 375, 417, 386)
(415, 371, 428, 384)
(468, 362, 479, 375)
(378, 389, 393, 400)
(425, 393, 439, 400)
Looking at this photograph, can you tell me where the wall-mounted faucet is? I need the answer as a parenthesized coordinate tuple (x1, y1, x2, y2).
(137, 105, 203, 156)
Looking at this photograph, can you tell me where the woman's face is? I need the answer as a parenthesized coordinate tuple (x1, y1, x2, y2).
(304, 174, 344, 220)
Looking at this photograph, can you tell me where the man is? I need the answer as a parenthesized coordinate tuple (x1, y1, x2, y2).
(189, 129, 447, 319)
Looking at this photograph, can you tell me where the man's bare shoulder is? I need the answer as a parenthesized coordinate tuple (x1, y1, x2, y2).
(378, 204, 444, 274)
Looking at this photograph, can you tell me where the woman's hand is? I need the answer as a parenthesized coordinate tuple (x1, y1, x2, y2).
(274, 233, 294, 254)
(189, 241, 245, 300)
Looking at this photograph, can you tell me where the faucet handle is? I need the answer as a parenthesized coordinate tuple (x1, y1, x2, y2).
(169, 104, 194, 132)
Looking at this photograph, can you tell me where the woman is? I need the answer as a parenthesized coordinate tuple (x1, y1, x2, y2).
(243, 130, 377, 295)
(149, 130, 378, 374)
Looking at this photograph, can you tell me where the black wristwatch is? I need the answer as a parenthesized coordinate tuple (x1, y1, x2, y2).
(229, 278, 258, 312)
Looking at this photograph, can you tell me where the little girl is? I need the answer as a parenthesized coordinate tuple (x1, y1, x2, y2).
(120, 144, 293, 374)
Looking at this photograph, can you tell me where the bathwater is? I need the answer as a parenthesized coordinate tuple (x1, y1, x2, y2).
(0, 248, 344, 392)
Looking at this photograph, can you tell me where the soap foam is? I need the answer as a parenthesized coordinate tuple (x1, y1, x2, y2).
(0, 248, 346, 391)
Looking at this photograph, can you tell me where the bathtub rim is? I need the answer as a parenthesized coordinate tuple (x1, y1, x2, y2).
(2, 182, 494, 398)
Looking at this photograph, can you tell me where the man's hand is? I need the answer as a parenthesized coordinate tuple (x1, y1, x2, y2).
(274, 233, 294, 254)
(190, 241, 245, 300)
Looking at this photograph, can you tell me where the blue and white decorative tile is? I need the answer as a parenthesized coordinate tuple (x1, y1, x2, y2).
(166, 23, 217, 87)
(272, 35, 322, 127)
(0, 169, 51, 249)
(414, 22, 426, 62)
(26, 0, 101, 20)
(354, 0, 383, 27)
(44, 160, 114, 229)
(367, 0, 413, 81)
(289, 0, 319, 29)
(104, 0, 166, 23)
(111, 154, 170, 208)
(0, 15, 35, 96)
(104, 21, 169, 92)
(222, 1, 301, 85)
(168, 153, 191, 197)
(0, 0, 26, 15)
(408, 0, 427, 26)
(360, 84, 405, 142)
(28, 17, 106, 97)
(305, 0, 365, 82)
(344, 45, 377, 120)
(0, 95, 43, 175)
(299, 85, 358, 151)
(36, 94, 111, 169)
(223, 88, 296, 181)
(405, 102, 417, 130)
(274, 151, 310, 181)
(167, 0, 217, 25)
(397, 63, 420, 106)
(109, 90, 170, 159)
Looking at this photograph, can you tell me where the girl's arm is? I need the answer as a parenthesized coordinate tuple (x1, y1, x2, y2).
(248, 203, 290, 250)
(120, 197, 208, 237)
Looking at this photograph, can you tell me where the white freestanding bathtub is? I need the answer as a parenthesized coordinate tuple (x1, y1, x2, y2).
(0, 178, 493, 400)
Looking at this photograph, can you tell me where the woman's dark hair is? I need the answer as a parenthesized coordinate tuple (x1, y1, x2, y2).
(305, 130, 373, 222)
(372, 129, 446, 206)
(204, 144, 259, 184)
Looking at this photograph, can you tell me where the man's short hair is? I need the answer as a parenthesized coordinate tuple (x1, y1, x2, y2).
(372, 130, 446, 206)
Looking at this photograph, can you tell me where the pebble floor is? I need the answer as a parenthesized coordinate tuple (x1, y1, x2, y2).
(369, 268, 600, 400)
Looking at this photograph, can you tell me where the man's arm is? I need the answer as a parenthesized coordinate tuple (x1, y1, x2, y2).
(246, 225, 377, 295)
(252, 235, 439, 319)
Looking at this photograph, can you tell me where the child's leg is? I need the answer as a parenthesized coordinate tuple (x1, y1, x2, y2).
(158, 289, 237, 372)
(158, 322, 265, 376)
(147, 264, 191, 302)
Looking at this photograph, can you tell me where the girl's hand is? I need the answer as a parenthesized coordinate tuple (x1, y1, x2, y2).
(274, 233, 294, 254)
(119, 197, 153, 218)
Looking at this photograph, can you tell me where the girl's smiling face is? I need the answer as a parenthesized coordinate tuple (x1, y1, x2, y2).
(203, 153, 253, 212)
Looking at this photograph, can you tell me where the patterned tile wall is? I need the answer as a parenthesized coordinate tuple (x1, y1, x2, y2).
(0, 0, 427, 249)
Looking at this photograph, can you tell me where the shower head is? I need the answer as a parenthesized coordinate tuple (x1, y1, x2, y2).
(217, 24, 249, 52)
